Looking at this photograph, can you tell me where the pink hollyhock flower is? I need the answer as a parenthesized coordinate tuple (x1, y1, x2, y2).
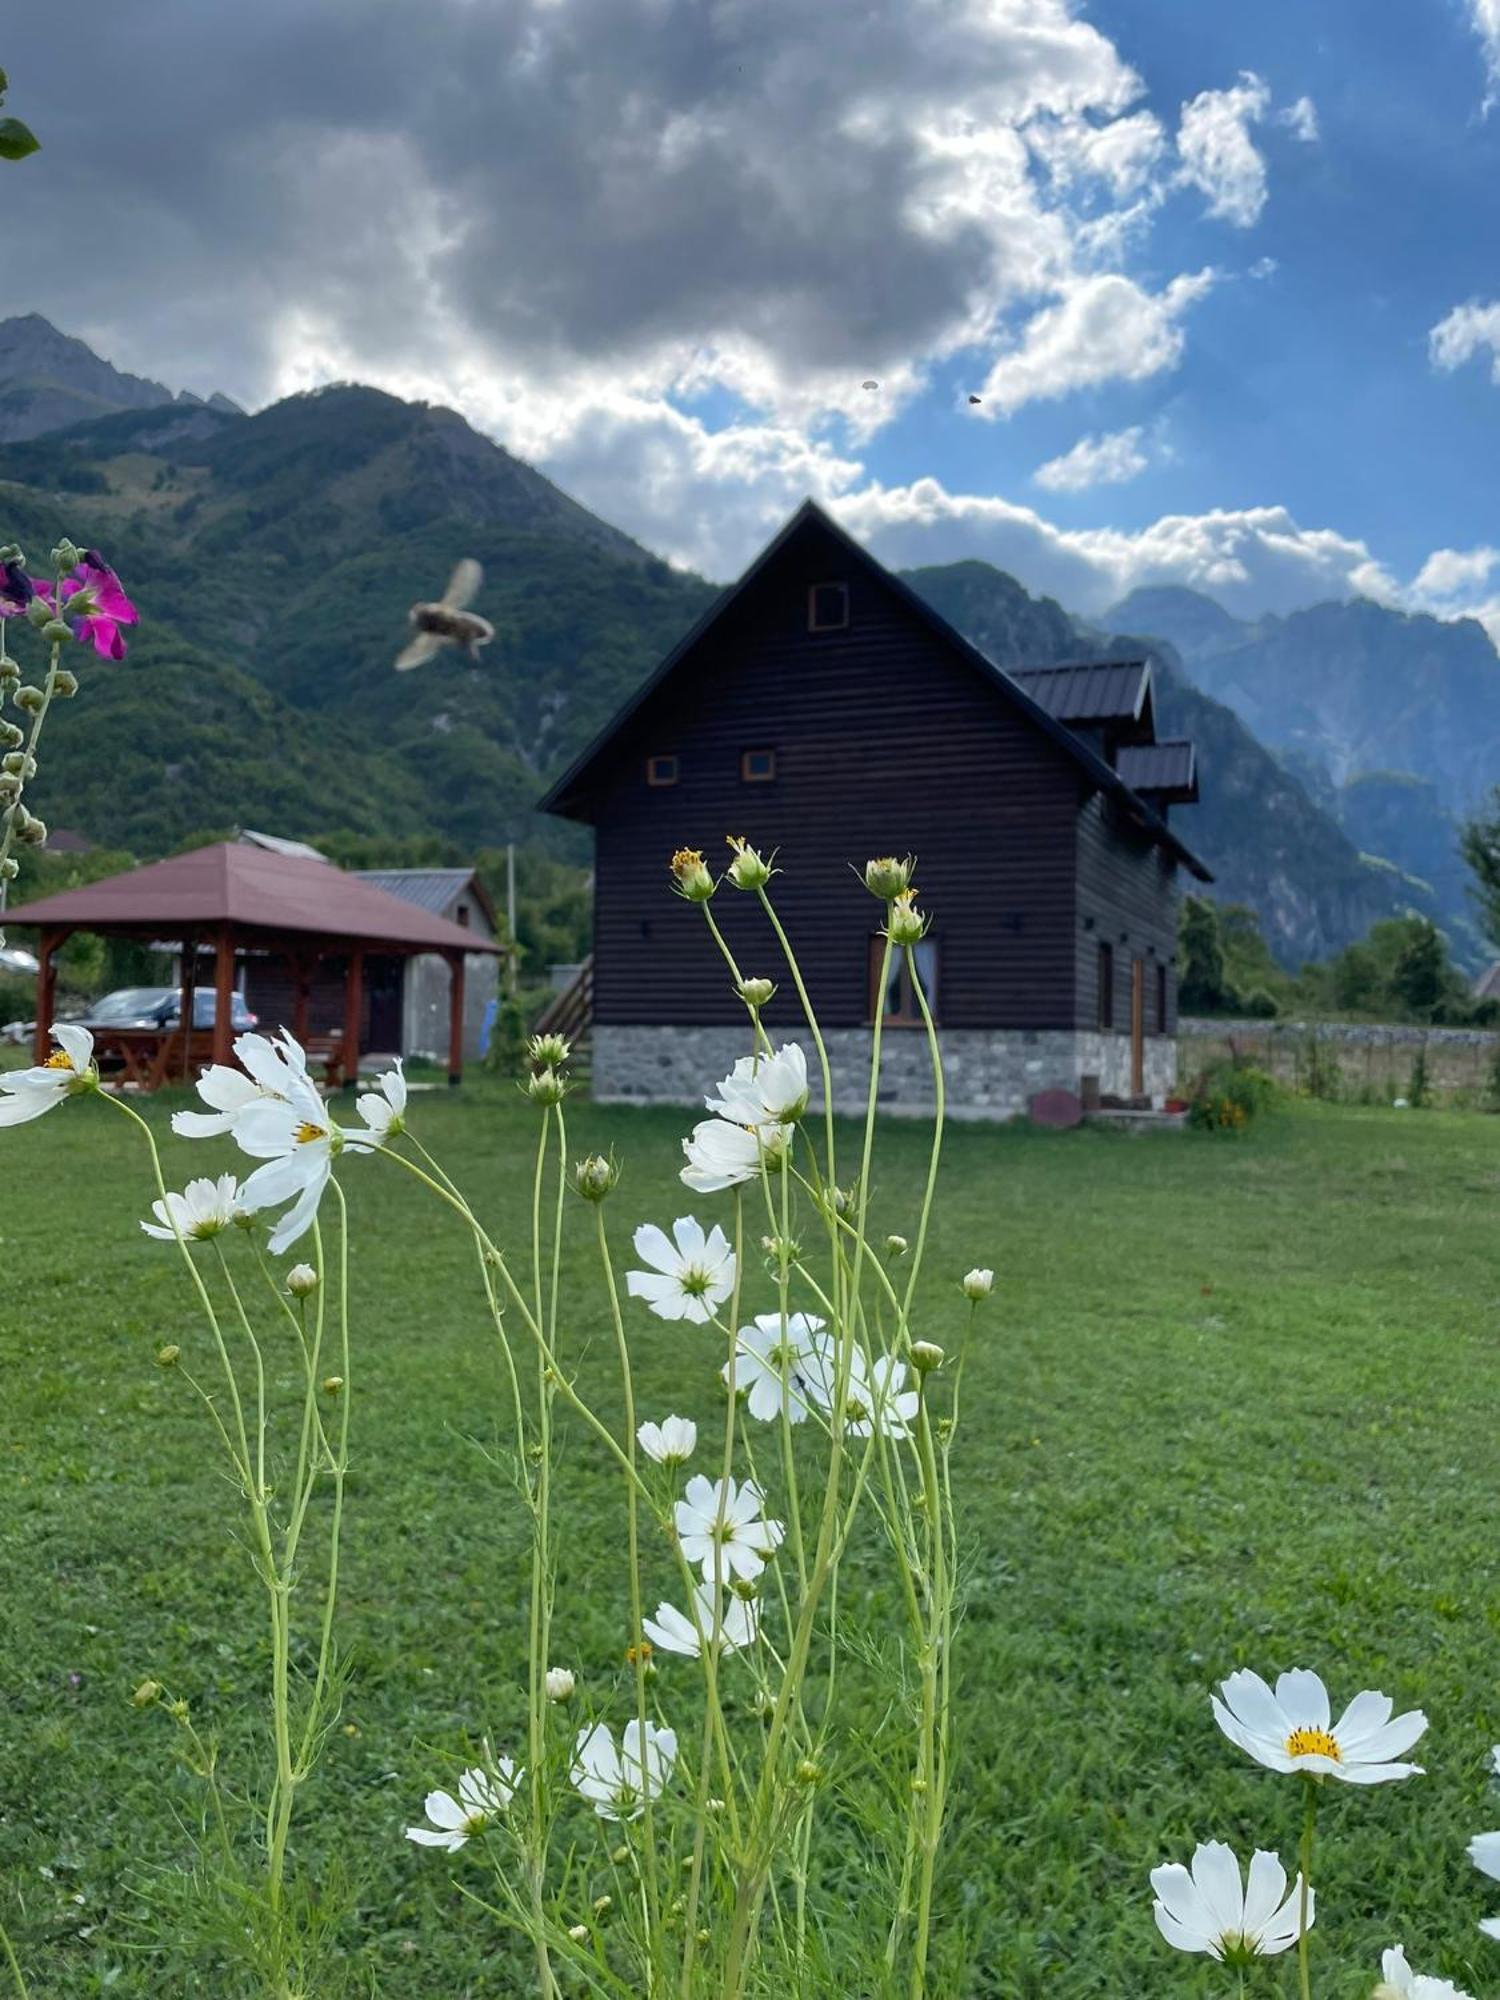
(0, 558, 33, 618)
(35, 550, 137, 659)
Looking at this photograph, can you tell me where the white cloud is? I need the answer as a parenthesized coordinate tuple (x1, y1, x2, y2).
(978, 269, 1215, 414)
(1277, 96, 1320, 142)
(1033, 425, 1151, 491)
(1429, 299, 1500, 382)
(1177, 72, 1273, 227)
(1469, 0, 1500, 102)
(1413, 545, 1500, 596)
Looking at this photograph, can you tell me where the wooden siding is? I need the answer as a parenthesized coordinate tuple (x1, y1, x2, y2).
(1074, 792, 1181, 1036)
(587, 515, 1092, 1032)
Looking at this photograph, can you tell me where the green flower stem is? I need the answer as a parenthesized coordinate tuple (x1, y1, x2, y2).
(754, 885, 838, 1197)
(1298, 1779, 1318, 2000)
(526, 1109, 560, 2000)
(295, 1197, 351, 1776)
(0, 1915, 29, 2000)
(908, 1389, 948, 1999)
(900, 943, 945, 1323)
(591, 1200, 662, 1971)
(0, 637, 60, 938)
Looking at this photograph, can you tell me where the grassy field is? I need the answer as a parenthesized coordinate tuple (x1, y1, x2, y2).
(3, 1080, 1500, 1996)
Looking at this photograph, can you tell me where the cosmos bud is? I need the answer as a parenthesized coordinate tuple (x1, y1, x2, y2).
(320, 1375, 344, 1397)
(885, 890, 927, 946)
(526, 1068, 569, 1106)
(545, 1666, 576, 1703)
(572, 1154, 618, 1202)
(528, 1031, 571, 1069)
(568, 1924, 590, 1943)
(910, 1341, 944, 1375)
(794, 1760, 821, 1785)
(736, 976, 775, 1009)
(592, 1895, 612, 1916)
(863, 855, 914, 900)
(724, 836, 773, 891)
(885, 1233, 909, 1258)
(154, 1344, 180, 1369)
(669, 847, 715, 902)
(286, 1263, 319, 1297)
(131, 1679, 163, 1707)
(961, 1268, 994, 1301)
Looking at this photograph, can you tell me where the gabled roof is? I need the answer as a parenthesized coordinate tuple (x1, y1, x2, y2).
(1116, 740, 1198, 804)
(540, 498, 1211, 881)
(1012, 660, 1151, 727)
(9, 842, 502, 953)
(1475, 960, 1500, 1002)
(353, 866, 499, 933)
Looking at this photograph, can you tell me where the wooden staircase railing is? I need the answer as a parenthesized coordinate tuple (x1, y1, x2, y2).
(532, 955, 594, 1055)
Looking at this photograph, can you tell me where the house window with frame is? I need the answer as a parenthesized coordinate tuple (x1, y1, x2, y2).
(1097, 941, 1115, 1031)
(740, 748, 777, 783)
(807, 581, 850, 632)
(646, 753, 679, 787)
(869, 934, 938, 1026)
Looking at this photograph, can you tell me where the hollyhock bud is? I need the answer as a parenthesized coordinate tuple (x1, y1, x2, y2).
(863, 854, 914, 900)
(50, 540, 82, 573)
(545, 1665, 576, 1703)
(528, 1031, 571, 1069)
(0, 857, 18, 881)
(527, 1068, 569, 1106)
(41, 619, 72, 646)
(0, 721, 22, 748)
(17, 811, 46, 846)
(573, 1153, 618, 1202)
(49, 667, 78, 699)
(0, 774, 19, 802)
(0, 544, 22, 565)
(669, 847, 715, 901)
(724, 836, 773, 891)
(2, 751, 35, 778)
(286, 1263, 319, 1297)
(25, 596, 50, 630)
(14, 683, 45, 713)
(736, 976, 775, 1008)
(885, 890, 927, 945)
(961, 1267, 994, 1301)
(910, 1341, 944, 1374)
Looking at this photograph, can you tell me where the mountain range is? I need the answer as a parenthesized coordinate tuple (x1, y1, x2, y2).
(0, 314, 1490, 969)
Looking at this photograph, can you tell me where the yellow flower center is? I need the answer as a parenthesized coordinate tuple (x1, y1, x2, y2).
(1285, 1726, 1341, 1761)
(44, 1050, 75, 1070)
(294, 1121, 326, 1145)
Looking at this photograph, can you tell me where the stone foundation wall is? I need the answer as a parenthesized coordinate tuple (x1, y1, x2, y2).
(593, 1024, 1178, 1120)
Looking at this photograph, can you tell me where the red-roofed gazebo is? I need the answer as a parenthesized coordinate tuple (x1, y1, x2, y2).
(10, 842, 502, 1087)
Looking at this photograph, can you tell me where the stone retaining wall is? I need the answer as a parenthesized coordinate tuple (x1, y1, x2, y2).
(594, 1024, 1178, 1121)
(1179, 1016, 1500, 1103)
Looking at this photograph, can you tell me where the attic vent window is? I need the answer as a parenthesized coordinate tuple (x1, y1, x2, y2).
(741, 748, 776, 783)
(808, 582, 850, 632)
(646, 754, 679, 787)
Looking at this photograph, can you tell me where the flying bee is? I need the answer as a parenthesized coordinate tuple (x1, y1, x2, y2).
(394, 558, 494, 670)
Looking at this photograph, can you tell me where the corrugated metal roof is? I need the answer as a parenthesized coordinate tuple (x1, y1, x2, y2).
(1012, 660, 1149, 724)
(351, 868, 475, 916)
(1116, 740, 1197, 799)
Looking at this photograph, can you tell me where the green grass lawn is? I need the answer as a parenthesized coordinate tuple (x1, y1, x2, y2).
(3, 1083, 1500, 1996)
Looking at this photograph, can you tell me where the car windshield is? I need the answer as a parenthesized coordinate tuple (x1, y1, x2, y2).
(89, 988, 174, 1024)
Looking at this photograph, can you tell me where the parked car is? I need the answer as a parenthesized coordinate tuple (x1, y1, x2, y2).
(78, 986, 259, 1033)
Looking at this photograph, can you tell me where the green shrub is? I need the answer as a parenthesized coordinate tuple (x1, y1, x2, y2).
(1407, 1043, 1432, 1109)
(1189, 1056, 1278, 1131)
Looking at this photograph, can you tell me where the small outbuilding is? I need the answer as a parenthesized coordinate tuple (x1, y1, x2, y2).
(540, 499, 1210, 1119)
(9, 840, 501, 1088)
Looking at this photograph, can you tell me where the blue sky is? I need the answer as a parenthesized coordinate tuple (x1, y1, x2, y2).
(8, 0, 1500, 628)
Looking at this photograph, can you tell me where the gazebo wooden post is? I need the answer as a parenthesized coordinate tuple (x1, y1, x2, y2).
(180, 933, 199, 1083)
(32, 927, 64, 1064)
(212, 923, 235, 1069)
(446, 949, 466, 1088)
(342, 947, 364, 1090)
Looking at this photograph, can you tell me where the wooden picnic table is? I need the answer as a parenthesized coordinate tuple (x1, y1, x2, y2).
(92, 1025, 350, 1092)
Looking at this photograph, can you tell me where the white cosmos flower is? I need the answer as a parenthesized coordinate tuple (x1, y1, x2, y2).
(626, 1217, 736, 1323)
(1377, 1944, 1474, 1999)
(1211, 1668, 1427, 1784)
(704, 1043, 808, 1126)
(233, 1072, 374, 1255)
(172, 1029, 306, 1139)
(724, 1313, 828, 1424)
(0, 1024, 96, 1125)
(674, 1474, 785, 1584)
(1469, 1831, 1500, 1939)
(570, 1720, 677, 1821)
(637, 1415, 698, 1464)
(1151, 1841, 1311, 1961)
(801, 1340, 920, 1440)
(356, 1059, 406, 1142)
(680, 1117, 792, 1194)
(644, 1583, 759, 1657)
(405, 1761, 520, 1850)
(141, 1173, 242, 1243)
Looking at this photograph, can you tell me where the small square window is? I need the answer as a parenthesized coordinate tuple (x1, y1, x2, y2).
(741, 748, 777, 783)
(646, 754, 679, 787)
(807, 581, 850, 632)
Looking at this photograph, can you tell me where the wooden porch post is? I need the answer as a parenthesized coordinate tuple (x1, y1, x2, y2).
(342, 947, 364, 1090)
(212, 924, 235, 1069)
(447, 950, 466, 1088)
(180, 934, 199, 1083)
(32, 927, 63, 1064)
(292, 952, 313, 1048)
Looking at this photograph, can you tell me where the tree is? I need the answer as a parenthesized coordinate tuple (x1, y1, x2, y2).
(1461, 785, 1500, 952)
(1179, 897, 1231, 1013)
(1389, 917, 1449, 1021)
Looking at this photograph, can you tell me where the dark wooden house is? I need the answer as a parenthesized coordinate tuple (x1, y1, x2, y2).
(541, 500, 1209, 1118)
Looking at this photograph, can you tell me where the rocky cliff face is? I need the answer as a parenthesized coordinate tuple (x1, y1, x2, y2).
(0, 313, 241, 440)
